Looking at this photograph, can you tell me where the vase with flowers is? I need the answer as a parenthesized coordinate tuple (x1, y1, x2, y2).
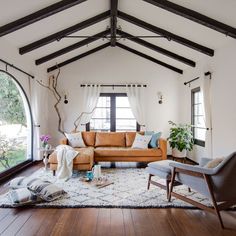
(40, 134, 51, 149)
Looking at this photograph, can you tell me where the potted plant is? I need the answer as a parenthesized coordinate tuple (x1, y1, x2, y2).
(167, 121, 194, 158)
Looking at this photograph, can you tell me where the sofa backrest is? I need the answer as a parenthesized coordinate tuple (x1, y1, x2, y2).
(82, 131, 96, 146)
(62, 131, 153, 148)
(95, 132, 126, 147)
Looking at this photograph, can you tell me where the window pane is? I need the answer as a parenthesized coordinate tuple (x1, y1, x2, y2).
(116, 119, 136, 131)
(116, 97, 130, 107)
(0, 72, 31, 173)
(116, 108, 135, 119)
(194, 128, 206, 141)
(90, 119, 110, 131)
(93, 108, 110, 119)
(194, 116, 205, 128)
(96, 97, 110, 107)
(194, 104, 204, 116)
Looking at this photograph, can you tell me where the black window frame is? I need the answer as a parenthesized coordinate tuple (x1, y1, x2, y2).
(191, 87, 205, 147)
(86, 93, 140, 132)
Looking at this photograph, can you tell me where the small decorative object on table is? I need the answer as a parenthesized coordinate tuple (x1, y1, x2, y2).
(40, 134, 51, 148)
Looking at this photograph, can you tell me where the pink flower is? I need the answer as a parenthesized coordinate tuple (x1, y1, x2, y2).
(40, 134, 51, 143)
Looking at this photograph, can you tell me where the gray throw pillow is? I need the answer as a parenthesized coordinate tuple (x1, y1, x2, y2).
(27, 179, 66, 202)
(8, 188, 41, 207)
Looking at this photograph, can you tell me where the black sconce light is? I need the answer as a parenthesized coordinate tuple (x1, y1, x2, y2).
(64, 94, 69, 104)
(157, 92, 163, 104)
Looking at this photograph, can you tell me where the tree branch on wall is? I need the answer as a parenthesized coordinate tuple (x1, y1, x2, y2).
(73, 107, 96, 132)
(37, 68, 65, 136)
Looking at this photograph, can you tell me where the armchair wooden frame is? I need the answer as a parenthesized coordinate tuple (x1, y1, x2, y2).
(168, 167, 236, 229)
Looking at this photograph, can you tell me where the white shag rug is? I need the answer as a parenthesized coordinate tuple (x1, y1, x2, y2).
(0, 168, 214, 208)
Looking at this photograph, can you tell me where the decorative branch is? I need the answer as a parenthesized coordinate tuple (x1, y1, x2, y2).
(73, 107, 96, 132)
(37, 67, 65, 136)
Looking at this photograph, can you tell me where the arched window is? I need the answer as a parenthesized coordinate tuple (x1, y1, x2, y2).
(0, 71, 33, 176)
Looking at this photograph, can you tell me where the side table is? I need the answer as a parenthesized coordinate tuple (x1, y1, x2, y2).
(39, 148, 55, 170)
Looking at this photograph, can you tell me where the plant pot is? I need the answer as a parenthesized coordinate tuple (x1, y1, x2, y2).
(172, 148, 186, 158)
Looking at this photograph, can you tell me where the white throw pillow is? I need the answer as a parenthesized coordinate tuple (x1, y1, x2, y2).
(131, 133, 152, 149)
(65, 132, 86, 148)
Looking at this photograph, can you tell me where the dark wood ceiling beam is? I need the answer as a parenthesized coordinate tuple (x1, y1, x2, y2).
(36, 29, 110, 65)
(143, 0, 236, 39)
(0, 0, 87, 37)
(19, 11, 110, 55)
(47, 43, 110, 72)
(110, 0, 118, 47)
(118, 11, 214, 56)
(117, 30, 195, 67)
(117, 43, 183, 74)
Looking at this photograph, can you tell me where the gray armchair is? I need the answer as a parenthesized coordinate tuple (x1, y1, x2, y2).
(168, 152, 236, 229)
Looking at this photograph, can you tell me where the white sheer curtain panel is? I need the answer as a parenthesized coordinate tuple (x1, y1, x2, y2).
(31, 79, 41, 160)
(80, 85, 101, 125)
(201, 73, 213, 158)
(126, 85, 146, 129)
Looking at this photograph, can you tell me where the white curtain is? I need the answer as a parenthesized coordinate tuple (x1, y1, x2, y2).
(126, 85, 146, 129)
(31, 79, 41, 160)
(201, 73, 213, 158)
(80, 85, 101, 126)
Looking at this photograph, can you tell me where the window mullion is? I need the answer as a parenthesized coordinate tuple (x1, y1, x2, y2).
(111, 95, 116, 132)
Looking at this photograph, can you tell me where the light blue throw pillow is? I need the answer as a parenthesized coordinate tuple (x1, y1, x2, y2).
(145, 131, 162, 148)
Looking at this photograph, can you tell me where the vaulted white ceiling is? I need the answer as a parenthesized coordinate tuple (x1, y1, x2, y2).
(0, 0, 235, 74)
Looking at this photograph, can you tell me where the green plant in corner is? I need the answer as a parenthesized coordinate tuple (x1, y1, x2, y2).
(167, 121, 194, 157)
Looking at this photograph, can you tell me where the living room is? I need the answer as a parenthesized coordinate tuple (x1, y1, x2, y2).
(0, 0, 236, 235)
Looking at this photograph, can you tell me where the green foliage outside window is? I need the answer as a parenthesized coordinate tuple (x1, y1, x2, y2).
(0, 73, 26, 126)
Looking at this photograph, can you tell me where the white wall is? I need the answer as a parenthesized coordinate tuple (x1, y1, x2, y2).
(178, 41, 236, 163)
(0, 38, 48, 160)
(47, 46, 180, 151)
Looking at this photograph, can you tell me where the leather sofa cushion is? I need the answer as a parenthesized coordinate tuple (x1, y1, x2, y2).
(95, 132, 126, 147)
(94, 147, 162, 157)
(126, 131, 144, 147)
(49, 147, 94, 164)
(82, 132, 96, 146)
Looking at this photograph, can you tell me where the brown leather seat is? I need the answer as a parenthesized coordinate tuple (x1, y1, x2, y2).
(49, 147, 94, 164)
(94, 147, 162, 157)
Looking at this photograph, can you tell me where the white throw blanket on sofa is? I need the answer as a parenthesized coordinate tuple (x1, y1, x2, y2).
(56, 145, 79, 180)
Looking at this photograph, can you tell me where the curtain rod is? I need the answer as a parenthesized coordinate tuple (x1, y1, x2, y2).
(80, 84, 147, 88)
(184, 71, 211, 86)
(0, 59, 34, 79)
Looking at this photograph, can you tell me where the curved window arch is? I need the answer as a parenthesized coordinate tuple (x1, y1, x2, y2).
(0, 70, 33, 175)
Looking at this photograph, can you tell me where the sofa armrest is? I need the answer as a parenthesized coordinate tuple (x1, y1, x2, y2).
(60, 138, 68, 145)
(159, 138, 167, 160)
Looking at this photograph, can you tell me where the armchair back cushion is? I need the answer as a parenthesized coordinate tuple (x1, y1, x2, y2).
(95, 132, 126, 147)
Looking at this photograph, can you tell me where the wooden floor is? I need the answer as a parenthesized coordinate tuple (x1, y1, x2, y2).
(0, 163, 236, 236)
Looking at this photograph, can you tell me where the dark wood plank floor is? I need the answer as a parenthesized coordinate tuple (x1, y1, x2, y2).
(0, 162, 236, 236)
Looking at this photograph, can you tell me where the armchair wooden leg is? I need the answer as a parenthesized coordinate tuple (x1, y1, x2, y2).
(147, 174, 153, 190)
(166, 179, 170, 199)
(53, 170, 56, 176)
(188, 187, 191, 192)
(168, 167, 176, 202)
(204, 174, 224, 229)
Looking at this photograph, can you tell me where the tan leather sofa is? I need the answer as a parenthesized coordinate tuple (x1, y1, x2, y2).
(48, 131, 167, 174)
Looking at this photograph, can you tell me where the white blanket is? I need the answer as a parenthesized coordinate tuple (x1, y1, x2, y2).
(56, 145, 79, 180)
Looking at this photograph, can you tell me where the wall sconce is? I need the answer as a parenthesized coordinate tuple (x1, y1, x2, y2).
(157, 92, 163, 104)
(64, 94, 69, 104)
